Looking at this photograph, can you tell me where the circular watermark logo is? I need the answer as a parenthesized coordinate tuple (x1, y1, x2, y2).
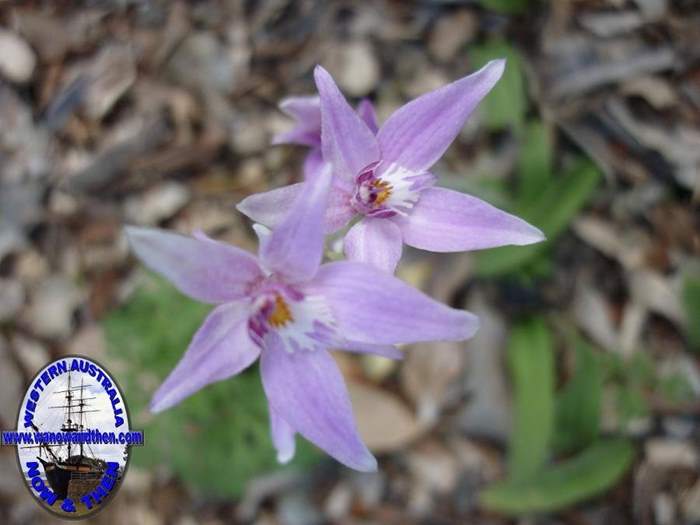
(2, 355, 143, 519)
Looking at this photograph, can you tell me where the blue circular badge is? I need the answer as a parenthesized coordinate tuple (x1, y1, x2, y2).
(3, 355, 143, 519)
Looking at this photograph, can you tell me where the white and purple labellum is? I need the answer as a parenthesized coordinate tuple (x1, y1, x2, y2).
(351, 162, 435, 218)
(247, 279, 337, 354)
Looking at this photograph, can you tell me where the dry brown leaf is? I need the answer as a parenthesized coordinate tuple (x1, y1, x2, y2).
(349, 381, 423, 453)
(400, 341, 466, 425)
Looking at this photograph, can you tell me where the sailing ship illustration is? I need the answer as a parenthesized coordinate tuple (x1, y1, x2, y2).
(23, 371, 116, 500)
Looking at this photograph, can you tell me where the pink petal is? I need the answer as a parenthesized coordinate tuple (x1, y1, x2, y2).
(307, 261, 479, 345)
(314, 65, 380, 183)
(237, 183, 304, 230)
(377, 59, 505, 174)
(357, 98, 379, 133)
(397, 187, 545, 252)
(150, 302, 259, 412)
(272, 96, 322, 147)
(260, 347, 377, 472)
(269, 408, 296, 464)
(237, 179, 354, 235)
(260, 164, 332, 282)
(125, 226, 262, 304)
(251, 224, 271, 251)
(303, 149, 324, 180)
(344, 218, 403, 274)
(325, 183, 356, 233)
(338, 341, 403, 360)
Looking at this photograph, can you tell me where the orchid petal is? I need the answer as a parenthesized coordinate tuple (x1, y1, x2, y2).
(338, 341, 403, 360)
(261, 347, 377, 472)
(237, 179, 354, 235)
(344, 218, 403, 274)
(260, 164, 332, 282)
(308, 261, 479, 344)
(237, 183, 303, 230)
(125, 226, 262, 304)
(396, 187, 545, 252)
(377, 59, 505, 174)
(252, 223, 271, 252)
(270, 408, 296, 464)
(357, 99, 379, 133)
(314, 65, 380, 183)
(325, 184, 356, 233)
(272, 96, 322, 147)
(303, 149, 324, 180)
(150, 302, 259, 412)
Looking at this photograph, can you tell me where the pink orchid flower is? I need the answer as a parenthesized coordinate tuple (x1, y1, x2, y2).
(239, 61, 544, 273)
(126, 166, 478, 472)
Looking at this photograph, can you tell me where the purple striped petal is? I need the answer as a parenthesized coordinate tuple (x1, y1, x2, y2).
(344, 218, 403, 274)
(307, 261, 479, 345)
(377, 60, 505, 174)
(251, 224, 271, 251)
(237, 183, 303, 230)
(272, 96, 322, 147)
(303, 149, 325, 180)
(125, 226, 262, 304)
(396, 187, 545, 252)
(325, 184, 356, 233)
(357, 99, 379, 133)
(270, 408, 296, 464)
(272, 95, 378, 149)
(150, 302, 259, 412)
(338, 340, 403, 360)
(237, 180, 354, 235)
(314, 65, 380, 183)
(236, 147, 327, 232)
(260, 347, 377, 472)
(260, 164, 332, 282)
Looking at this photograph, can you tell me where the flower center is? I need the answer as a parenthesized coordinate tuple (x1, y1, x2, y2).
(267, 294, 293, 328)
(247, 281, 339, 354)
(351, 162, 435, 218)
(358, 178, 392, 207)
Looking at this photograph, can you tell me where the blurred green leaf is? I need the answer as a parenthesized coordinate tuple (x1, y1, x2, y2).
(480, 438, 635, 515)
(475, 160, 601, 277)
(516, 120, 553, 208)
(615, 385, 650, 424)
(597, 351, 625, 382)
(104, 275, 319, 497)
(479, 0, 535, 14)
(553, 339, 601, 454)
(472, 41, 526, 132)
(682, 275, 700, 351)
(658, 373, 695, 404)
(598, 352, 655, 428)
(626, 351, 655, 389)
(507, 318, 554, 481)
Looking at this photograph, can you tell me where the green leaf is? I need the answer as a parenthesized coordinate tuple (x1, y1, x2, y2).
(658, 373, 695, 404)
(475, 159, 601, 277)
(682, 275, 700, 351)
(479, 0, 535, 14)
(626, 351, 655, 389)
(516, 120, 553, 208)
(507, 318, 555, 481)
(615, 384, 650, 423)
(103, 274, 320, 497)
(553, 339, 602, 454)
(481, 438, 635, 516)
(471, 41, 526, 132)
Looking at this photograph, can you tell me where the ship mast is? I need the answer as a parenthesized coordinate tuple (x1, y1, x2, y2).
(49, 371, 98, 460)
(79, 378, 84, 458)
(65, 371, 72, 458)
